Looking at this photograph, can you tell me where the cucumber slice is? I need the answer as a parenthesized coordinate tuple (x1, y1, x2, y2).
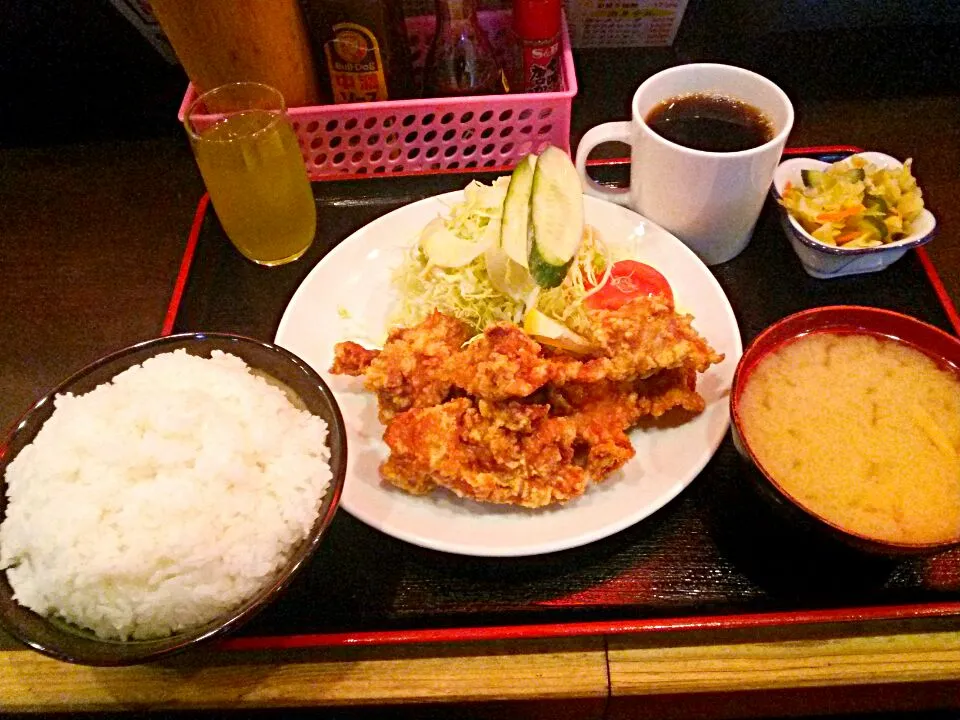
(801, 169, 823, 188)
(864, 193, 889, 214)
(528, 146, 584, 288)
(529, 242, 571, 289)
(859, 215, 888, 240)
(500, 154, 536, 269)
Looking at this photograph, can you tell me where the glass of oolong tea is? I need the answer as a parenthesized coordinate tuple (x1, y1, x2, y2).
(575, 64, 794, 265)
(184, 82, 317, 266)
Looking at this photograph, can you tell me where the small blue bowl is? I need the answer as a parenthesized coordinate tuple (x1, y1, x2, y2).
(772, 151, 936, 279)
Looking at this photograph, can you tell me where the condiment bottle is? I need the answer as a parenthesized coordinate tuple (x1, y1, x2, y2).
(513, 0, 563, 93)
(424, 0, 507, 97)
(149, 0, 321, 107)
(299, 0, 416, 103)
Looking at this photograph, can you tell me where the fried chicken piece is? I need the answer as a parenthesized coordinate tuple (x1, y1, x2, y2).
(330, 341, 379, 376)
(546, 367, 706, 484)
(553, 367, 706, 420)
(381, 397, 592, 508)
(447, 323, 579, 402)
(331, 297, 725, 506)
(331, 311, 471, 423)
(450, 298, 723, 401)
(382, 363, 713, 508)
(637, 366, 708, 416)
(574, 295, 725, 383)
(334, 301, 723, 507)
(334, 298, 723, 420)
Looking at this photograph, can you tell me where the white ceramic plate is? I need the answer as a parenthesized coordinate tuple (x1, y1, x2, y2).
(276, 192, 742, 557)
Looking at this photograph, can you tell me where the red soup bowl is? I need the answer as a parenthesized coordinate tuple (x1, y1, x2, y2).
(730, 306, 960, 556)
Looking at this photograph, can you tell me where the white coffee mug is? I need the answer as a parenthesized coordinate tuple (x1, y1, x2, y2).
(574, 63, 794, 266)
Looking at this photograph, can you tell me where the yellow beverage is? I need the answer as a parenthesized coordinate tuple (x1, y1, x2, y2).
(190, 107, 316, 265)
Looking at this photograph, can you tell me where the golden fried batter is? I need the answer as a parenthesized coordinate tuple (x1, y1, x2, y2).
(574, 295, 725, 383)
(447, 323, 579, 401)
(552, 367, 706, 419)
(330, 300, 724, 508)
(381, 397, 590, 508)
(349, 311, 471, 422)
(330, 341, 379, 376)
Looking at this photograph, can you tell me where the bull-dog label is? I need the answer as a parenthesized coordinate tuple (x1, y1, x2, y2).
(325, 22, 389, 103)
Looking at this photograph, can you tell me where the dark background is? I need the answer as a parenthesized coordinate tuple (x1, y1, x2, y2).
(1, 0, 958, 148)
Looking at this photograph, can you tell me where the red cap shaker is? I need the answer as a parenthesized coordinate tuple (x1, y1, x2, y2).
(514, 0, 562, 40)
(512, 0, 563, 93)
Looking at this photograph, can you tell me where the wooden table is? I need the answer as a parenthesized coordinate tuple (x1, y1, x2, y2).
(1, 40, 959, 716)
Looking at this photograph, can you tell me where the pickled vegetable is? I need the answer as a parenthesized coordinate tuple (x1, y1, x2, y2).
(780, 155, 925, 248)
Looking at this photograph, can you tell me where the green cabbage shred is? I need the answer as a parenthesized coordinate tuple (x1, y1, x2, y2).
(390, 183, 618, 337)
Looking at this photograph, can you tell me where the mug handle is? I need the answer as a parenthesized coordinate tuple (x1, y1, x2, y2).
(574, 121, 633, 207)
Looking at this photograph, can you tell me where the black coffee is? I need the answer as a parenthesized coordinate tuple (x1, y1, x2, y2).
(645, 93, 775, 152)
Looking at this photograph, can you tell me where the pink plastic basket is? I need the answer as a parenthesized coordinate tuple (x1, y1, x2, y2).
(178, 10, 577, 180)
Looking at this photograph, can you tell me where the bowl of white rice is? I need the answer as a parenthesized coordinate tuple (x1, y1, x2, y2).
(0, 332, 346, 665)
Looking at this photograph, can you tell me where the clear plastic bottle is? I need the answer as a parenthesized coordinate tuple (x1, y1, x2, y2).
(423, 0, 507, 97)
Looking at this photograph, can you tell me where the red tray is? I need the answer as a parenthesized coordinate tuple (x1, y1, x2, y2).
(164, 147, 960, 652)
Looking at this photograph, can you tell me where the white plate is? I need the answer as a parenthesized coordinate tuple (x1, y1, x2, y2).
(276, 192, 742, 557)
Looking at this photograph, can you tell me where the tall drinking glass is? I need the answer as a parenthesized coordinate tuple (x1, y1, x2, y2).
(184, 82, 316, 266)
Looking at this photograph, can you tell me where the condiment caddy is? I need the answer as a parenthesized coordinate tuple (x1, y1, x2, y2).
(177, 10, 577, 179)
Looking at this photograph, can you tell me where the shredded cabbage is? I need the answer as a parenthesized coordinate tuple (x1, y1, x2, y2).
(537, 226, 616, 337)
(391, 247, 525, 332)
(443, 176, 510, 250)
(390, 180, 619, 336)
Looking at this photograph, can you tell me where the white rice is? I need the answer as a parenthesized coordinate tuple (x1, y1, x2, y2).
(0, 349, 332, 641)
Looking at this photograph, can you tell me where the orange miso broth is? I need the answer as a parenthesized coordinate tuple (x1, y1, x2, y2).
(738, 331, 960, 546)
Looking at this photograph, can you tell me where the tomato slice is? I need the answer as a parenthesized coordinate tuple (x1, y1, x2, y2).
(584, 260, 673, 310)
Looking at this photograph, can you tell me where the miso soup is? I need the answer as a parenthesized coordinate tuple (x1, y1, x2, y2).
(738, 331, 960, 545)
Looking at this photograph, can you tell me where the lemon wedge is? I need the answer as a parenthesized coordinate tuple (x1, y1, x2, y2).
(523, 308, 593, 355)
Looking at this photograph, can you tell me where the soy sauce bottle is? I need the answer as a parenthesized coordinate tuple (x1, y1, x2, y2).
(300, 0, 416, 102)
(423, 0, 507, 97)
